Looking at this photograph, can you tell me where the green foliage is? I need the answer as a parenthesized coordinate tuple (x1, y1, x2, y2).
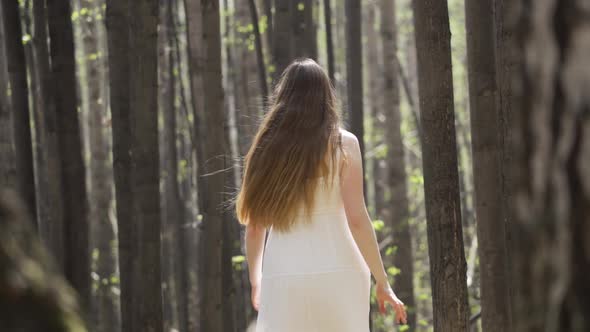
(297, 3, 305, 11)
(385, 245, 397, 257)
(21, 34, 31, 45)
(372, 219, 385, 232)
(387, 266, 401, 277)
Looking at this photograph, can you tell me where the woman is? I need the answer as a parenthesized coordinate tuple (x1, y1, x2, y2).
(236, 58, 407, 331)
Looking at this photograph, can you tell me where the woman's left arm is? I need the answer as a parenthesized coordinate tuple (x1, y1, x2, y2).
(245, 223, 266, 310)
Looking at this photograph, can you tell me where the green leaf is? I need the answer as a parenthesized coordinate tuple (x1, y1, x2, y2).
(387, 266, 401, 276)
(399, 325, 410, 331)
(372, 219, 385, 232)
(297, 2, 305, 11)
(232, 255, 246, 264)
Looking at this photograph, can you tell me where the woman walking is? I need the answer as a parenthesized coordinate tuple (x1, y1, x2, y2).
(236, 58, 407, 331)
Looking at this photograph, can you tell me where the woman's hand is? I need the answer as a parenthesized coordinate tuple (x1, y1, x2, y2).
(376, 281, 407, 324)
(251, 283, 260, 311)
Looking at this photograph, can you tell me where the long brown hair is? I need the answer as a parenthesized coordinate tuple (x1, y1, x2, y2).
(235, 58, 344, 232)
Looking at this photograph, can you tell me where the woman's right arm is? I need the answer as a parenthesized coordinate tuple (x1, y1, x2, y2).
(245, 223, 266, 310)
(340, 131, 407, 324)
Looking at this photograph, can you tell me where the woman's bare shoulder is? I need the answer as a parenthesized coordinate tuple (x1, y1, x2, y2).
(338, 128, 360, 150)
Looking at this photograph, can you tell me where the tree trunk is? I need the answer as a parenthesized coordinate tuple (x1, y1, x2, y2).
(364, 3, 380, 219)
(198, 1, 233, 331)
(494, 0, 520, 323)
(323, 0, 335, 83)
(272, 0, 293, 79)
(31, 0, 65, 270)
(412, 0, 469, 330)
(160, 0, 189, 330)
(510, 0, 590, 330)
(380, 0, 416, 328)
(47, 0, 91, 311)
(0, 190, 87, 332)
(345, 0, 364, 186)
(248, 0, 268, 99)
(464, 0, 512, 330)
(235, 0, 263, 156)
(291, 0, 316, 60)
(106, 1, 163, 331)
(184, 2, 204, 329)
(76, 0, 120, 330)
(0, 0, 37, 221)
(261, 0, 272, 53)
(0, 19, 17, 190)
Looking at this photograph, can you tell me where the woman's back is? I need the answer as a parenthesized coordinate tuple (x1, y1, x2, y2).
(261, 147, 369, 278)
(256, 136, 371, 332)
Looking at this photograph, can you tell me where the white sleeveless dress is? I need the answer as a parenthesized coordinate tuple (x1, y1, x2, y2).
(256, 151, 371, 332)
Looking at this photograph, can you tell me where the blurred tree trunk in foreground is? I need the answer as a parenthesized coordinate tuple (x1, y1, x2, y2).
(0, 189, 86, 332)
(510, 0, 590, 331)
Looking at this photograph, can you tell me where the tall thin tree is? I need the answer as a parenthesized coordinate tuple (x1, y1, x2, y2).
(0, 1, 37, 221)
(248, 0, 268, 99)
(76, 0, 120, 330)
(106, 0, 163, 331)
(291, 0, 316, 60)
(47, 0, 91, 310)
(198, 1, 234, 331)
(272, 0, 293, 79)
(31, 0, 65, 268)
(0, 15, 16, 189)
(184, 1, 204, 327)
(412, 0, 469, 330)
(345, 0, 364, 184)
(464, 0, 512, 330)
(323, 0, 335, 83)
(381, 0, 416, 327)
(160, 0, 189, 330)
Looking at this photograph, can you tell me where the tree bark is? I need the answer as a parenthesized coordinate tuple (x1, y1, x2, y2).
(345, 0, 364, 187)
(464, 0, 512, 330)
(47, 0, 91, 311)
(184, 2, 204, 329)
(494, 0, 520, 323)
(248, 0, 269, 99)
(0, 18, 17, 190)
(106, 0, 163, 331)
(323, 0, 335, 83)
(271, 0, 316, 79)
(160, 1, 189, 330)
(262, 0, 272, 53)
(380, 0, 416, 328)
(76, 0, 120, 330)
(235, 0, 263, 156)
(509, 0, 590, 330)
(198, 1, 233, 331)
(412, 0, 469, 330)
(272, 0, 293, 79)
(31, 0, 66, 270)
(291, 0, 316, 60)
(0, 0, 37, 221)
